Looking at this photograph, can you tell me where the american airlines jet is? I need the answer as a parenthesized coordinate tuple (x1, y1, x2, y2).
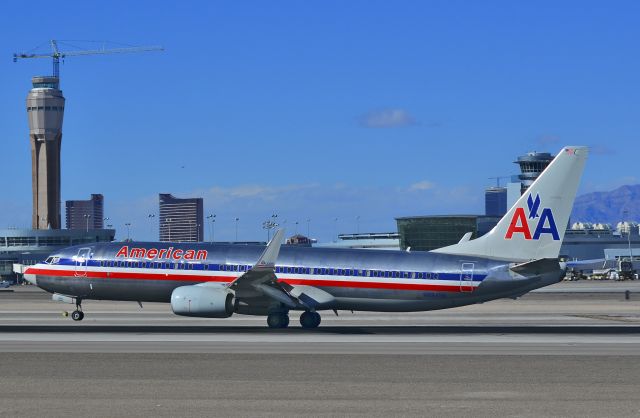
(24, 147, 587, 328)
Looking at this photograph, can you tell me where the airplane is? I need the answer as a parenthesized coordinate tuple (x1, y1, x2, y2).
(24, 146, 588, 329)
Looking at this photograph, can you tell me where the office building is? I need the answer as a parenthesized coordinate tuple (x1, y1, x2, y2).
(485, 187, 507, 216)
(27, 76, 65, 229)
(158, 194, 203, 242)
(66, 194, 104, 230)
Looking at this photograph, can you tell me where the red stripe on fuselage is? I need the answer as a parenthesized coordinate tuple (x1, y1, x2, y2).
(26, 267, 232, 283)
(28, 267, 472, 293)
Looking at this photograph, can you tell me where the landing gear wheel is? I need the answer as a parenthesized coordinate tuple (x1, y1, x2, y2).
(267, 313, 289, 329)
(300, 311, 321, 329)
(71, 310, 84, 321)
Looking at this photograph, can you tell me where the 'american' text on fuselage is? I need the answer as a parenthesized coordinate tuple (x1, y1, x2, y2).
(115, 246, 208, 261)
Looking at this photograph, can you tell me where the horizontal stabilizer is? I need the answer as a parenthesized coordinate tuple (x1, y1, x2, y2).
(510, 258, 562, 276)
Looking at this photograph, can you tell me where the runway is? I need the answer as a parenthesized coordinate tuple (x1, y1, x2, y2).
(0, 283, 639, 417)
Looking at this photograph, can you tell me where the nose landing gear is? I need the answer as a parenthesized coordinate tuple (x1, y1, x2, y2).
(70, 298, 84, 321)
(70, 310, 84, 321)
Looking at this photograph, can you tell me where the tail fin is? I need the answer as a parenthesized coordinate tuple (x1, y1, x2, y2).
(432, 146, 588, 262)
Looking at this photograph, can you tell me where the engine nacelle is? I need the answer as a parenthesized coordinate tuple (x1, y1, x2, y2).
(170, 285, 235, 318)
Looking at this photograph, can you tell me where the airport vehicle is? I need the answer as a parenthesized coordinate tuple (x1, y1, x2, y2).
(617, 259, 635, 280)
(24, 147, 588, 328)
(0, 280, 11, 288)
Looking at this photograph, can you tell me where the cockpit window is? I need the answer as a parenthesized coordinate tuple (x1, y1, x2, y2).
(51, 257, 60, 264)
(45, 257, 53, 264)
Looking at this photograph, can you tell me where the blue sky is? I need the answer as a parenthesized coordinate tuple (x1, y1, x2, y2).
(1, 1, 639, 241)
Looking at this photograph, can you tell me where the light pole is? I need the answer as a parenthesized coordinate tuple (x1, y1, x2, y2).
(356, 215, 361, 234)
(206, 214, 216, 243)
(235, 217, 240, 242)
(148, 214, 155, 240)
(125, 223, 131, 241)
(270, 214, 278, 240)
(262, 214, 278, 241)
(333, 217, 338, 242)
(84, 214, 91, 232)
(624, 210, 633, 262)
(306, 218, 311, 238)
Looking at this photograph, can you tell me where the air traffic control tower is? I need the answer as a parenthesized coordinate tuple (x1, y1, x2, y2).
(26, 76, 65, 229)
(515, 151, 553, 194)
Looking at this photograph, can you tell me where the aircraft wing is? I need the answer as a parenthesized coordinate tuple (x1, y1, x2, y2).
(228, 229, 285, 291)
(228, 229, 336, 310)
(227, 230, 298, 307)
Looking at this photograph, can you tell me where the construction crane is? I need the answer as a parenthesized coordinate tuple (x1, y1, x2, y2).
(13, 39, 163, 79)
(488, 176, 511, 188)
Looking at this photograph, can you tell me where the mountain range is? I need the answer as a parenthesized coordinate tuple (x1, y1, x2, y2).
(571, 185, 640, 225)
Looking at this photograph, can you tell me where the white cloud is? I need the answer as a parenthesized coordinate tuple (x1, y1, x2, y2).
(360, 108, 416, 128)
(408, 180, 435, 192)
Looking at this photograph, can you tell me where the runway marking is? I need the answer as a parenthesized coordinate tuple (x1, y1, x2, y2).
(570, 314, 640, 323)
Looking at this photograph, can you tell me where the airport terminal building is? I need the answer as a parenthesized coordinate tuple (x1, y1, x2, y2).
(396, 215, 501, 251)
(0, 228, 114, 280)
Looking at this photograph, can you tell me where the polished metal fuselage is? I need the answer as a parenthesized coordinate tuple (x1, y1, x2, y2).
(28, 242, 564, 314)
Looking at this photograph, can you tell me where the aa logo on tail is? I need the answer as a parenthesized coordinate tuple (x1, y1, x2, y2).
(505, 193, 560, 240)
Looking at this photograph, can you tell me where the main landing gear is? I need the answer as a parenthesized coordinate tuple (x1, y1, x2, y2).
(267, 312, 289, 329)
(266, 311, 322, 329)
(299, 311, 321, 329)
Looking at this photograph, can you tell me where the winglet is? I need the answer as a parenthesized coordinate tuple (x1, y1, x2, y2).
(254, 229, 285, 269)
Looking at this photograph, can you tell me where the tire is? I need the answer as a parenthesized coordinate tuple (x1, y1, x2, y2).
(267, 313, 289, 329)
(71, 310, 84, 321)
(300, 311, 321, 329)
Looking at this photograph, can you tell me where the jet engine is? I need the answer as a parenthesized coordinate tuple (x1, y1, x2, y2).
(170, 285, 235, 318)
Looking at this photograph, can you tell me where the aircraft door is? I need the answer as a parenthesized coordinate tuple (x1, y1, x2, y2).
(460, 262, 474, 292)
(74, 248, 92, 277)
